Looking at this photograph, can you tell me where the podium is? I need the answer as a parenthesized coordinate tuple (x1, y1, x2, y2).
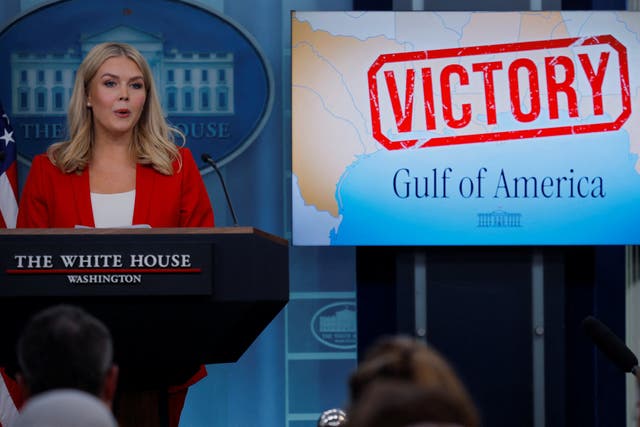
(0, 227, 289, 392)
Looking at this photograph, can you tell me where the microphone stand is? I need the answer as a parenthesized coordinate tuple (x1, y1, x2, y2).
(201, 153, 239, 227)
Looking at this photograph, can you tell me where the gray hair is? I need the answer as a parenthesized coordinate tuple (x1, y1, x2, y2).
(17, 305, 113, 396)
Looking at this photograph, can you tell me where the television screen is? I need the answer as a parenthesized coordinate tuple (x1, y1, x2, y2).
(292, 11, 640, 245)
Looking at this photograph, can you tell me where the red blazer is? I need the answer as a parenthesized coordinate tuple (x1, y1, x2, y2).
(17, 147, 214, 228)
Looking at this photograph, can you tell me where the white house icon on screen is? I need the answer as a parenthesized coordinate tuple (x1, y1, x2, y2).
(10, 25, 234, 117)
(319, 307, 356, 333)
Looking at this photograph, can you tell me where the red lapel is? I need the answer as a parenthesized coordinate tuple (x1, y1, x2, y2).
(70, 168, 95, 227)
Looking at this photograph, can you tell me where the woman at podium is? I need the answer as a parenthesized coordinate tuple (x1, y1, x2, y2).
(16, 42, 214, 229)
(14, 42, 214, 427)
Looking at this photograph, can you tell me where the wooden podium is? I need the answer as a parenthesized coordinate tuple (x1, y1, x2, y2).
(0, 227, 289, 424)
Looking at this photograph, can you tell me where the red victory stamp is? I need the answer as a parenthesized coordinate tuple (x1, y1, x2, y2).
(368, 35, 630, 150)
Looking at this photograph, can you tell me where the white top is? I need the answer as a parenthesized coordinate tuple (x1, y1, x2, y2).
(90, 190, 135, 228)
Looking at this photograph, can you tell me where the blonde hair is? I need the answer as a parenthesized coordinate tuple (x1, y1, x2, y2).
(48, 42, 182, 175)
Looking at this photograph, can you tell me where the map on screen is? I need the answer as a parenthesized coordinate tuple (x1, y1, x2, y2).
(292, 11, 640, 245)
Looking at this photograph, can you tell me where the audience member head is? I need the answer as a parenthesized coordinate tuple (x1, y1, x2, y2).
(13, 389, 117, 427)
(348, 335, 479, 427)
(16, 304, 118, 406)
(347, 380, 470, 427)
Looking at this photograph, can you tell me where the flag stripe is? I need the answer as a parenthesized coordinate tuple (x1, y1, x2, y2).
(4, 161, 17, 197)
(0, 170, 18, 229)
(0, 371, 19, 427)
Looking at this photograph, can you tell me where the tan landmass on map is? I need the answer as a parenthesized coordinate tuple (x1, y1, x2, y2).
(292, 19, 401, 217)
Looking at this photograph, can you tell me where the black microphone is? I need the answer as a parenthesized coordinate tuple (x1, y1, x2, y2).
(0, 151, 4, 162)
(583, 315, 638, 375)
(201, 153, 239, 227)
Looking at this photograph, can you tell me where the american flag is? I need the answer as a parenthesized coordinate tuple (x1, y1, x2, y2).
(0, 101, 18, 229)
(0, 102, 21, 426)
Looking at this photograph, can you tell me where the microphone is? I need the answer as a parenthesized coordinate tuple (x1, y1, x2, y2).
(583, 315, 638, 375)
(317, 408, 347, 427)
(201, 153, 239, 227)
(0, 151, 4, 162)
